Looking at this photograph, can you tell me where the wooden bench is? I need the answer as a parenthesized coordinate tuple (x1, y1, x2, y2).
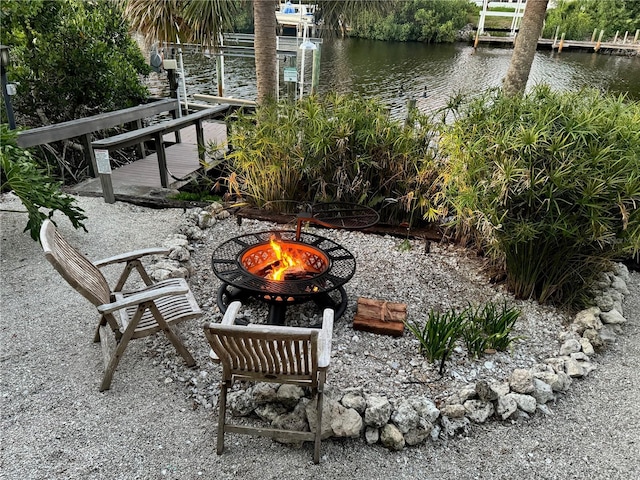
(17, 98, 183, 177)
(91, 105, 230, 191)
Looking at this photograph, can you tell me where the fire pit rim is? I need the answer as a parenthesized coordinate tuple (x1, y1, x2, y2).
(210, 229, 356, 298)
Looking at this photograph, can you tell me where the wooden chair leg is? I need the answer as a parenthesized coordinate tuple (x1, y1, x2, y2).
(93, 317, 105, 343)
(314, 373, 326, 464)
(149, 304, 196, 367)
(217, 380, 230, 455)
(100, 324, 136, 391)
(99, 307, 144, 391)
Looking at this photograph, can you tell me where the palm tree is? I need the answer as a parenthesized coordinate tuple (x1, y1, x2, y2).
(502, 0, 549, 96)
(120, 0, 236, 47)
(253, 0, 278, 103)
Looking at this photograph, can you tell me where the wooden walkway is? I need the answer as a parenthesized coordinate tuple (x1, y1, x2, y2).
(70, 121, 227, 198)
(474, 36, 640, 53)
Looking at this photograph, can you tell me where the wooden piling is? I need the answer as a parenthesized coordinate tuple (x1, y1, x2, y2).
(405, 99, 416, 127)
(216, 54, 224, 97)
(595, 30, 604, 52)
(310, 46, 321, 95)
(591, 28, 597, 42)
(614, 31, 619, 43)
(558, 33, 565, 53)
(634, 29, 639, 43)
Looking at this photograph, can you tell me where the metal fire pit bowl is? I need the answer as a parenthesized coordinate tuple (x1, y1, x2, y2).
(211, 230, 356, 324)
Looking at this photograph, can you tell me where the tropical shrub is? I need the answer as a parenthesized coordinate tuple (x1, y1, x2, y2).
(221, 93, 441, 225)
(1, 0, 150, 125)
(439, 86, 640, 306)
(0, 0, 150, 182)
(0, 125, 87, 240)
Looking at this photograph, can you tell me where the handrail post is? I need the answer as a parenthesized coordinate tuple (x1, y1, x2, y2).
(153, 132, 169, 188)
(93, 148, 115, 203)
(81, 134, 98, 178)
(195, 118, 205, 163)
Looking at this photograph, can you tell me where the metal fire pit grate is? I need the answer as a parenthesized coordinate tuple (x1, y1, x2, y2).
(211, 230, 356, 301)
(310, 202, 380, 230)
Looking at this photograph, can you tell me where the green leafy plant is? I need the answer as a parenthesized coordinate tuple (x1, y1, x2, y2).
(480, 301, 521, 351)
(1, 125, 87, 240)
(464, 301, 521, 355)
(405, 308, 465, 375)
(218, 93, 441, 226)
(439, 86, 640, 306)
(408, 301, 522, 368)
(460, 313, 489, 359)
(1, 0, 150, 182)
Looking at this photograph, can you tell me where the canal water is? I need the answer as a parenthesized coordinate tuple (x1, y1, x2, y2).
(147, 38, 640, 117)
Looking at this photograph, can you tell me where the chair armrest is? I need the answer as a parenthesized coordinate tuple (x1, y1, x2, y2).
(221, 301, 243, 325)
(97, 284, 188, 314)
(318, 308, 334, 368)
(207, 301, 243, 362)
(93, 247, 170, 268)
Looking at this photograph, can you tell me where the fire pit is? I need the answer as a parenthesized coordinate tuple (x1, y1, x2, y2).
(211, 230, 356, 325)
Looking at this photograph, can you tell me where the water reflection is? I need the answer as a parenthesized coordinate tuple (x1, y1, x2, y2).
(146, 38, 640, 117)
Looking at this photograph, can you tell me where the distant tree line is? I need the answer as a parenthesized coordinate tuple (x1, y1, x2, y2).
(348, 0, 477, 43)
(543, 0, 640, 40)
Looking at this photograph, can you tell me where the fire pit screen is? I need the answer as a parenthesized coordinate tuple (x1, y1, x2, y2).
(211, 230, 356, 324)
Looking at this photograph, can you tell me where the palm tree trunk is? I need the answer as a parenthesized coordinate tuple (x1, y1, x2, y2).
(253, 0, 278, 104)
(502, 0, 549, 97)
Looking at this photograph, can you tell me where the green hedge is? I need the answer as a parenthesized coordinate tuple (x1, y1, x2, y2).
(439, 86, 640, 306)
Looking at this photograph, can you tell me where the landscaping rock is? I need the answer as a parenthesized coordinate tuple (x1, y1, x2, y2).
(331, 403, 363, 438)
(380, 424, 405, 451)
(509, 369, 534, 394)
(440, 415, 471, 437)
(463, 400, 495, 423)
(600, 310, 626, 325)
(409, 397, 440, 423)
(365, 427, 379, 445)
(573, 307, 602, 332)
(496, 395, 518, 420)
(341, 392, 367, 414)
(391, 400, 420, 433)
(532, 378, 555, 404)
(364, 395, 392, 428)
(276, 384, 304, 409)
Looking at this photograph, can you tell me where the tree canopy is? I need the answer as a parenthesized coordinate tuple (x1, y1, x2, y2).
(0, 0, 150, 126)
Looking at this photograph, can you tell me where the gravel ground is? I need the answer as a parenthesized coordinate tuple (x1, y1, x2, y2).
(1, 194, 638, 479)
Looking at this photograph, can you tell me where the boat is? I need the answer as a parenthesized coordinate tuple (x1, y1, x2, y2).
(276, 2, 317, 30)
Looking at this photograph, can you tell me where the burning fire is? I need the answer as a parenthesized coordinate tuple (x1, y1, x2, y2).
(267, 235, 306, 281)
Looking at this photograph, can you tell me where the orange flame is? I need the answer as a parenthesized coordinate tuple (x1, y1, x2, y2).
(268, 236, 302, 281)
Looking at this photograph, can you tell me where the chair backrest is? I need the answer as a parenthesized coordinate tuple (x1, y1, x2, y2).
(40, 219, 111, 307)
(204, 324, 320, 387)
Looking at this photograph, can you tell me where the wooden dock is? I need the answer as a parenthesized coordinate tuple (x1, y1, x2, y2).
(69, 121, 227, 199)
(474, 36, 640, 54)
